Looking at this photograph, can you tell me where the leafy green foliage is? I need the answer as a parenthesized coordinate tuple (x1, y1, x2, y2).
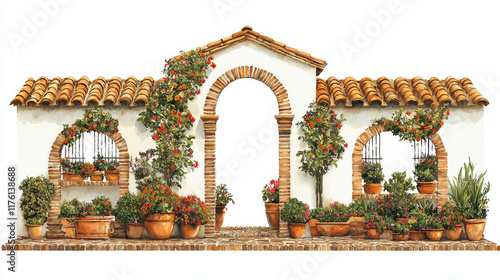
(115, 192, 144, 223)
(62, 107, 119, 146)
(174, 195, 211, 226)
(391, 222, 410, 234)
(19, 176, 56, 225)
(216, 184, 235, 207)
(262, 179, 279, 203)
(361, 161, 384, 184)
(408, 214, 427, 231)
(383, 171, 415, 193)
(414, 155, 438, 182)
(139, 181, 179, 215)
(422, 214, 443, 229)
(315, 202, 350, 223)
(77, 196, 113, 217)
(415, 198, 436, 216)
(348, 198, 376, 217)
(57, 198, 81, 222)
(280, 198, 311, 223)
(130, 149, 154, 181)
(365, 211, 384, 232)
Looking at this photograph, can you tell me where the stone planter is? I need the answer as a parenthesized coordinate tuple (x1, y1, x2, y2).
(463, 219, 486, 241)
(316, 222, 350, 236)
(265, 203, 280, 230)
(75, 216, 114, 239)
(105, 170, 119, 181)
(144, 213, 175, 239)
(179, 224, 201, 239)
(90, 171, 104, 181)
(26, 224, 44, 239)
(215, 206, 226, 230)
(308, 218, 320, 237)
(417, 181, 437, 194)
(444, 224, 463, 241)
(363, 183, 382, 194)
(126, 222, 144, 239)
(426, 228, 443, 241)
(409, 230, 426, 240)
(288, 223, 306, 238)
(348, 217, 366, 236)
(62, 172, 84, 181)
(366, 226, 380, 239)
(380, 230, 393, 240)
(393, 233, 409, 241)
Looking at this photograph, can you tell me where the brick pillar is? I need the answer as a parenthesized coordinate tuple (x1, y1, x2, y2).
(275, 114, 294, 237)
(201, 115, 219, 238)
(46, 134, 65, 238)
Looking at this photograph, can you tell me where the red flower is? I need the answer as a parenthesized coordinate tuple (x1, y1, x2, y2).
(209, 56, 213, 60)
(89, 125, 93, 130)
(431, 103, 435, 107)
(429, 117, 433, 121)
(194, 161, 199, 168)
(153, 115, 157, 121)
(196, 90, 201, 95)
(416, 137, 421, 142)
(199, 78, 204, 83)
(395, 121, 399, 126)
(174, 149, 178, 155)
(170, 70, 175, 75)
(344, 143, 348, 148)
(308, 122, 314, 128)
(337, 124, 342, 130)
(432, 128, 436, 133)
(414, 115, 419, 120)
(170, 165, 175, 170)
(446, 109, 450, 116)
(439, 121, 444, 126)
(405, 111, 411, 115)
(211, 62, 216, 69)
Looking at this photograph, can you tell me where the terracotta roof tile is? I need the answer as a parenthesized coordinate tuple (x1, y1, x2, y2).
(318, 76, 489, 107)
(316, 78, 330, 105)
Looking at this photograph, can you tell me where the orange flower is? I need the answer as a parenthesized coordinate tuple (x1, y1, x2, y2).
(405, 111, 411, 115)
(199, 78, 204, 83)
(395, 121, 399, 126)
(170, 70, 175, 75)
(429, 117, 433, 121)
(439, 121, 444, 126)
(337, 124, 342, 130)
(82, 127, 86, 132)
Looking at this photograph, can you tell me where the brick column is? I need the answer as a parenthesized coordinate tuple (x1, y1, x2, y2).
(201, 115, 219, 238)
(275, 114, 294, 237)
(46, 134, 65, 238)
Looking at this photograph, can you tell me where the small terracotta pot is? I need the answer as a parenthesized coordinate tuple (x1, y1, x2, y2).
(75, 216, 114, 239)
(62, 172, 84, 181)
(26, 224, 44, 239)
(265, 203, 280, 230)
(463, 219, 486, 241)
(179, 224, 201, 239)
(409, 230, 426, 240)
(288, 223, 306, 238)
(105, 170, 120, 181)
(363, 183, 382, 194)
(366, 227, 380, 239)
(426, 228, 443, 241)
(64, 225, 76, 238)
(396, 218, 410, 225)
(60, 218, 73, 228)
(308, 218, 320, 237)
(316, 222, 350, 236)
(126, 222, 144, 239)
(215, 206, 226, 230)
(90, 171, 104, 181)
(445, 224, 463, 241)
(417, 181, 437, 194)
(144, 213, 175, 239)
(393, 233, 409, 241)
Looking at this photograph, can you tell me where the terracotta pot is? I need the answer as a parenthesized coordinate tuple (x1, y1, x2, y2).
(409, 230, 426, 240)
(179, 224, 201, 239)
(417, 181, 437, 194)
(26, 224, 44, 239)
(393, 233, 409, 241)
(445, 224, 463, 241)
(308, 218, 320, 237)
(105, 170, 120, 181)
(288, 223, 306, 238)
(366, 227, 380, 239)
(348, 217, 366, 236)
(380, 230, 393, 240)
(316, 222, 350, 236)
(215, 206, 226, 230)
(75, 216, 114, 239)
(426, 228, 443, 241)
(265, 203, 280, 230)
(90, 171, 104, 181)
(144, 213, 175, 239)
(64, 225, 76, 238)
(60, 218, 73, 228)
(463, 219, 486, 241)
(125, 222, 144, 239)
(62, 172, 84, 181)
(363, 183, 382, 194)
(396, 218, 410, 225)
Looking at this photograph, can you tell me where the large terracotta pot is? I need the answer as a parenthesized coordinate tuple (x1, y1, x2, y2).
(179, 224, 201, 239)
(409, 230, 426, 240)
(463, 219, 486, 241)
(62, 172, 84, 181)
(126, 222, 144, 239)
(363, 183, 382, 194)
(316, 222, 350, 236)
(215, 206, 226, 230)
(75, 216, 114, 239)
(105, 170, 120, 181)
(288, 223, 306, 238)
(26, 224, 44, 239)
(348, 217, 366, 236)
(308, 218, 320, 237)
(265, 203, 280, 230)
(393, 233, 409, 241)
(426, 228, 443, 241)
(144, 213, 175, 239)
(90, 171, 104, 181)
(417, 181, 437, 194)
(444, 224, 463, 241)
(366, 226, 380, 239)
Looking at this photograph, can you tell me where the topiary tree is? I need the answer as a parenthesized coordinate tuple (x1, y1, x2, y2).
(296, 102, 347, 207)
(19, 176, 56, 225)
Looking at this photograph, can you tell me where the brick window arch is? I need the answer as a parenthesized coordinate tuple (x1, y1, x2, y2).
(352, 125, 448, 209)
(201, 66, 293, 237)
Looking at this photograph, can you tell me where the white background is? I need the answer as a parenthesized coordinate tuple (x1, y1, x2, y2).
(1, 0, 500, 279)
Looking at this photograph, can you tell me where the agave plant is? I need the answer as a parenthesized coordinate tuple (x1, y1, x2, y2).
(415, 198, 436, 216)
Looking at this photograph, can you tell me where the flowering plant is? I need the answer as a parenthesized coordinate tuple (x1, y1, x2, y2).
(280, 198, 310, 223)
(348, 198, 376, 217)
(315, 202, 350, 223)
(103, 160, 119, 171)
(408, 213, 427, 231)
(371, 103, 450, 142)
(391, 221, 410, 234)
(262, 179, 279, 203)
(365, 211, 384, 232)
(115, 192, 144, 223)
(77, 196, 113, 217)
(130, 149, 154, 180)
(438, 201, 463, 230)
(216, 184, 235, 207)
(423, 215, 443, 229)
(297, 102, 347, 207)
(380, 216, 395, 232)
(60, 158, 94, 178)
(139, 181, 178, 215)
(92, 155, 107, 172)
(174, 195, 211, 226)
(62, 107, 119, 146)
(414, 155, 438, 182)
(361, 161, 384, 184)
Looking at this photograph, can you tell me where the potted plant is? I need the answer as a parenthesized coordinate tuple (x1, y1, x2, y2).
(280, 198, 311, 238)
(104, 160, 119, 181)
(174, 195, 211, 239)
(364, 211, 383, 239)
(91, 155, 106, 181)
(19, 176, 56, 239)
(215, 183, 234, 230)
(361, 161, 385, 194)
(438, 201, 463, 241)
(315, 202, 351, 236)
(347, 198, 374, 236)
(408, 211, 427, 240)
(75, 196, 114, 239)
(413, 155, 438, 194)
(379, 216, 395, 240)
(383, 171, 417, 223)
(140, 180, 179, 239)
(60, 158, 94, 181)
(391, 222, 410, 241)
(449, 158, 490, 241)
(57, 198, 80, 238)
(424, 215, 443, 241)
(130, 149, 154, 181)
(308, 208, 321, 237)
(262, 178, 280, 230)
(115, 192, 145, 239)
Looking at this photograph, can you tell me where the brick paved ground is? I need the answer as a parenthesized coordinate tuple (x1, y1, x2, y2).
(3, 227, 498, 251)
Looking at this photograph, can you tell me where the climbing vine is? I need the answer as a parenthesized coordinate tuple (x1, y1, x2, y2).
(61, 107, 119, 146)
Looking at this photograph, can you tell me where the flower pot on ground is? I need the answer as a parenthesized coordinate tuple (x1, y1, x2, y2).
(215, 183, 234, 230)
(413, 155, 438, 194)
(380, 230, 393, 240)
(144, 213, 175, 239)
(174, 195, 211, 239)
(408, 214, 427, 240)
(75, 196, 114, 239)
(139, 181, 178, 239)
(361, 161, 385, 194)
(379, 216, 395, 240)
(316, 222, 350, 236)
(438, 201, 464, 241)
(262, 179, 280, 230)
(115, 192, 145, 239)
(280, 198, 310, 238)
(58, 198, 80, 239)
(60, 158, 94, 181)
(391, 222, 410, 241)
(19, 176, 56, 239)
(126, 223, 144, 239)
(364, 211, 384, 239)
(308, 218, 320, 237)
(463, 219, 486, 241)
(424, 216, 443, 241)
(315, 202, 350, 236)
(444, 224, 463, 241)
(409, 230, 426, 240)
(366, 226, 380, 239)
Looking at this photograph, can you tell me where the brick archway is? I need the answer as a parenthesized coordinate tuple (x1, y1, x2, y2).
(45, 131, 129, 238)
(201, 66, 293, 237)
(352, 125, 448, 209)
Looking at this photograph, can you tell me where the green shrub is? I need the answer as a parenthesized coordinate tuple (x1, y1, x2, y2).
(19, 176, 56, 225)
